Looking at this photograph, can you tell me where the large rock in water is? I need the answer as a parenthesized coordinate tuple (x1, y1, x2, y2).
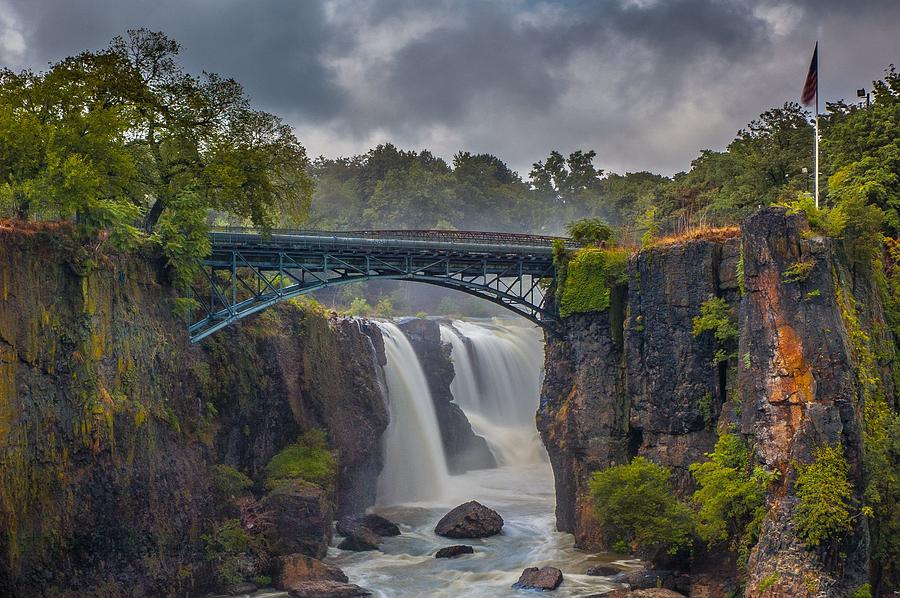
(262, 480, 334, 558)
(592, 590, 686, 598)
(336, 513, 400, 537)
(434, 501, 503, 538)
(288, 580, 371, 597)
(512, 567, 564, 590)
(336, 523, 382, 551)
(276, 554, 349, 590)
(435, 545, 474, 558)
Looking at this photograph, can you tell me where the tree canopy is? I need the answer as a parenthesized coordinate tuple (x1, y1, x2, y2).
(0, 28, 314, 284)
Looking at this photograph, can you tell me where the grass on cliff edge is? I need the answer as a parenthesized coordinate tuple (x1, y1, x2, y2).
(264, 429, 336, 491)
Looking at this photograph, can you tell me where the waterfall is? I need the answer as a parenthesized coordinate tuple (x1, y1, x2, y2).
(440, 319, 546, 466)
(375, 322, 451, 505)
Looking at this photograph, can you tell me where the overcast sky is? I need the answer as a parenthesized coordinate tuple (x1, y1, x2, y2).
(1, 0, 897, 177)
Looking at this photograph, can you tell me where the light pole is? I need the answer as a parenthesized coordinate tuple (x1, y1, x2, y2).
(857, 88, 871, 107)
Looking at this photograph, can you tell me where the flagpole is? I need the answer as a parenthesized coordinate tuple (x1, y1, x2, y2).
(814, 65, 820, 209)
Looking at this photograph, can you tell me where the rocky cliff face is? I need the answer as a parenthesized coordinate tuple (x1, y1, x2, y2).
(397, 318, 495, 473)
(0, 223, 389, 596)
(538, 208, 894, 595)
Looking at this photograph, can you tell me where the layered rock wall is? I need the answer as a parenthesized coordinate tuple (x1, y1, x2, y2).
(0, 224, 388, 595)
(538, 209, 892, 595)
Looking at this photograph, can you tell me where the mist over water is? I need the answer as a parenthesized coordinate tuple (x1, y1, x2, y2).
(327, 318, 628, 597)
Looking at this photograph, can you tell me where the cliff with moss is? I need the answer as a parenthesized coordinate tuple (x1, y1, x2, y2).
(0, 223, 389, 596)
(538, 208, 898, 596)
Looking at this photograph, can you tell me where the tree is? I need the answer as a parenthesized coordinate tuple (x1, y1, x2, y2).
(824, 66, 900, 233)
(0, 29, 314, 285)
(530, 149, 605, 223)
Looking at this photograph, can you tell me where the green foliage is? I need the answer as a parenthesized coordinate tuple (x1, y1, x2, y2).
(373, 297, 394, 318)
(793, 444, 854, 547)
(637, 206, 660, 248)
(804, 289, 821, 301)
(758, 572, 780, 592)
(692, 297, 738, 365)
(782, 259, 815, 284)
(557, 247, 629, 318)
(264, 429, 336, 490)
(690, 434, 773, 567)
(588, 457, 693, 556)
(344, 297, 372, 317)
(0, 28, 314, 287)
(777, 193, 847, 237)
(566, 217, 613, 246)
(211, 464, 253, 500)
(848, 583, 872, 598)
(824, 66, 900, 234)
(737, 244, 746, 296)
(201, 518, 264, 586)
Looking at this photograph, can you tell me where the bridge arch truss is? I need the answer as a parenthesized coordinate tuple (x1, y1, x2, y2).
(188, 230, 562, 342)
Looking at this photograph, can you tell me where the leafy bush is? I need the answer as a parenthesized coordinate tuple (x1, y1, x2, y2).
(566, 217, 614, 246)
(777, 193, 846, 237)
(264, 429, 336, 490)
(793, 444, 853, 547)
(557, 247, 629, 317)
(848, 583, 872, 598)
(692, 297, 738, 364)
(211, 464, 253, 500)
(690, 434, 772, 567)
(588, 457, 693, 556)
(201, 518, 264, 586)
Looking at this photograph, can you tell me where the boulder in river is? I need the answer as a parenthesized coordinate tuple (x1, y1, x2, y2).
(610, 569, 689, 594)
(590, 590, 686, 598)
(434, 501, 503, 538)
(336, 523, 382, 551)
(336, 513, 400, 537)
(276, 554, 349, 590)
(434, 545, 474, 558)
(288, 580, 372, 597)
(512, 566, 564, 591)
(586, 564, 625, 577)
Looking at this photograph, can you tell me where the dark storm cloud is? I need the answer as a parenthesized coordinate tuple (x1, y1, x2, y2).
(2, 0, 344, 119)
(1, 0, 898, 175)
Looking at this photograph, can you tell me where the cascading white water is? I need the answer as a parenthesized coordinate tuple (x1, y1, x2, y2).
(375, 322, 451, 505)
(332, 318, 628, 597)
(440, 319, 546, 466)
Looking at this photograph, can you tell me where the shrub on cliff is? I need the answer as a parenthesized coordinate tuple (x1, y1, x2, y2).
(264, 430, 336, 491)
(692, 296, 738, 365)
(690, 433, 773, 567)
(793, 444, 853, 548)
(588, 457, 693, 557)
(556, 247, 629, 318)
(201, 518, 268, 587)
(211, 464, 253, 500)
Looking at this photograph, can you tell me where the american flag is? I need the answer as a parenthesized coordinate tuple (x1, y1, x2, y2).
(801, 43, 818, 107)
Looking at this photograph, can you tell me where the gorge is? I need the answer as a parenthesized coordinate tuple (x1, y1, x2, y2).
(0, 206, 896, 597)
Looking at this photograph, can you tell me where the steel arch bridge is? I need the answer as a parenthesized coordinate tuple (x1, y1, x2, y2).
(188, 228, 570, 342)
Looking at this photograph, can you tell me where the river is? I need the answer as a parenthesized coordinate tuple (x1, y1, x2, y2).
(323, 318, 635, 597)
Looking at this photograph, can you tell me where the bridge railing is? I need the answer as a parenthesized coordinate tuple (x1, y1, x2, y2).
(208, 227, 577, 248)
